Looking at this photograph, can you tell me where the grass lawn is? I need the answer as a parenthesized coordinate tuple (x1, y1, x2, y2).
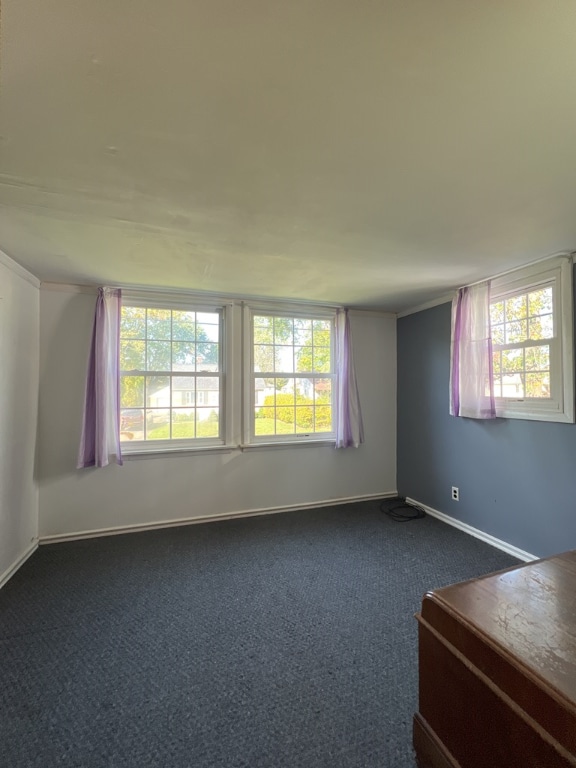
(148, 417, 330, 439)
(147, 421, 219, 439)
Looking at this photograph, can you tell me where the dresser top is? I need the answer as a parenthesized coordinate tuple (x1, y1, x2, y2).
(423, 550, 576, 706)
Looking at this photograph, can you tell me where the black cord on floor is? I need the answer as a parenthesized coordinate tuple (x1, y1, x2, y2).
(380, 497, 426, 522)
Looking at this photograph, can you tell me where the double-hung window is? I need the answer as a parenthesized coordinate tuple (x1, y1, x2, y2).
(489, 257, 573, 422)
(119, 298, 225, 448)
(247, 309, 336, 443)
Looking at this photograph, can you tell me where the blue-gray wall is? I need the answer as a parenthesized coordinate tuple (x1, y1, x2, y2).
(397, 274, 576, 559)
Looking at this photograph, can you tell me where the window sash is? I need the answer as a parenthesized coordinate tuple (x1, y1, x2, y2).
(246, 308, 336, 443)
(487, 257, 573, 422)
(120, 303, 225, 447)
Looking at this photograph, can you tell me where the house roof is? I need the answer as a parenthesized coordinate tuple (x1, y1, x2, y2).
(2, 1, 576, 312)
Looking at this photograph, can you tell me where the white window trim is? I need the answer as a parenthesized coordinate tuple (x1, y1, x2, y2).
(242, 304, 337, 446)
(490, 256, 574, 423)
(119, 295, 232, 454)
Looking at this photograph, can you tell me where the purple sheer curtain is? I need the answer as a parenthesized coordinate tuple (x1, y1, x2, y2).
(449, 281, 496, 419)
(77, 288, 123, 468)
(335, 308, 365, 448)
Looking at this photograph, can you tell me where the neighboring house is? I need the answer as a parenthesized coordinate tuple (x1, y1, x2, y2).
(148, 369, 220, 419)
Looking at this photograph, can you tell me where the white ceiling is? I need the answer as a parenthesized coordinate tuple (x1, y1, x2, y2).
(2, 0, 576, 311)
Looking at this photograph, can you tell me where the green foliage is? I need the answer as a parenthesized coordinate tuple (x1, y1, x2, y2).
(120, 307, 219, 376)
(490, 287, 554, 346)
(147, 417, 219, 439)
(260, 393, 331, 431)
(253, 315, 332, 376)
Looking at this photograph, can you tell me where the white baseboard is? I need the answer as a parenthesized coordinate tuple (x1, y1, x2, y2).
(406, 497, 537, 562)
(39, 491, 398, 545)
(0, 541, 39, 590)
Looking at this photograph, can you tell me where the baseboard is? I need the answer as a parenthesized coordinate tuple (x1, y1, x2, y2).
(406, 498, 537, 562)
(0, 541, 39, 590)
(39, 491, 398, 544)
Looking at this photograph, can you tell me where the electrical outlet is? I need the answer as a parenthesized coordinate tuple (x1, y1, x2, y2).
(451, 486, 459, 501)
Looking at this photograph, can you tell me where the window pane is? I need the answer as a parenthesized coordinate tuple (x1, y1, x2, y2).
(313, 347, 331, 373)
(490, 301, 504, 326)
(294, 318, 312, 345)
(172, 312, 195, 341)
(172, 377, 195, 406)
(491, 324, 504, 345)
(254, 345, 273, 373)
(171, 408, 196, 438)
(282, 379, 296, 397)
(274, 317, 293, 345)
(121, 307, 145, 339)
(525, 346, 549, 372)
(315, 405, 332, 431)
(502, 373, 524, 398)
(276, 386, 295, 424)
(197, 342, 219, 369)
(147, 309, 171, 340)
(147, 341, 171, 370)
(197, 409, 219, 438)
(197, 322, 219, 343)
(255, 406, 275, 431)
(146, 409, 170, 439)
(120, 340, 145, 371)
(492, 377, 502, 398)
(295, 377, 314, 399)
(314, 379, 332, 403)
(196, 376, 219, 406)
(525, 373, 550, 398)
(492, 351, 501, 376)
(172, 342, 196, 371)
(505, 295, 527, 322)
(529, 315, 553, 340)
(528, 287, 553, 317)
(120, 408, 144, 441)
(505, 320, 527, 344)
(254, 378, 268, 407)
(254, 323, 273, 344)
(272, 346, 292, 373)
(501, 348, 524, 373)
(121, 376, 145, 408)
(295, 346, 313, 373)
(295, 406, 313, 432)
(147, 376, 170, 407)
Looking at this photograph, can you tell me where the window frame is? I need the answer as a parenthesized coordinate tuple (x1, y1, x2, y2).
(489, 256, 574, 423)
(243, 304, 337, 446)
(119, 293, 231, 454)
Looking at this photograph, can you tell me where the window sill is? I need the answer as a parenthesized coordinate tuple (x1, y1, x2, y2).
(122, 444, 235, 459)
(240, 439, 336, 452)
(495, 408, 574, 424)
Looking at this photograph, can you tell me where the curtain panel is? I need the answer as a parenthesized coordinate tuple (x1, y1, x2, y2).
(335, 309, 365, 448)
(77, 287, 123, 468)
(450, 281, 496, 419)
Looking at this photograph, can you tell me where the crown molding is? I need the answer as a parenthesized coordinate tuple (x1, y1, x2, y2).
(397, 293, 453, 318)
(0, 250, 41, 289)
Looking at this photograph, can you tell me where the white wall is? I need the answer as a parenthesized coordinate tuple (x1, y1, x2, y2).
(0, 255, 40, 582)
(38, 288, 396, 538)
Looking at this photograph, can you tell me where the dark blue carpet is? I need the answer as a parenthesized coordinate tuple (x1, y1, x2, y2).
(0, 501, 519, 767)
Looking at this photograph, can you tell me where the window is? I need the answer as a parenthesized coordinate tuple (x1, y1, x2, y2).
(248, 310, 336, 442)
(119, 301, 224, 446)
(489, 257, 573, 422)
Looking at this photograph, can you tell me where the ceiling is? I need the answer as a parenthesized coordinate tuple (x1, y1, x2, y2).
(2, 0, 576, 311)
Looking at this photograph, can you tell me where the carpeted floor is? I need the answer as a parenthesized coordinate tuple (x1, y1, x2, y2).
(0, 501, 520, 768)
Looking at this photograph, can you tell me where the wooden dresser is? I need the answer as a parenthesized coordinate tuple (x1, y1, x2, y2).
(413, 551, 576, 768)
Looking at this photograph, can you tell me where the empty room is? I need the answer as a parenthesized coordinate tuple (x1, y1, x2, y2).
(2, 1, 576, 767)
